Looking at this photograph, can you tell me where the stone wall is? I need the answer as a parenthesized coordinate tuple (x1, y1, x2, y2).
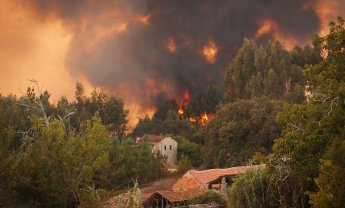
(159, 137, 178, 165)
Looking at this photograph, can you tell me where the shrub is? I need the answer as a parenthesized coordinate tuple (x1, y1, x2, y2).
(189, 191, 226, 206)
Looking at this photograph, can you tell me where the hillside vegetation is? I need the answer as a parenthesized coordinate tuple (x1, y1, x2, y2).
(1, 18, 345, 207)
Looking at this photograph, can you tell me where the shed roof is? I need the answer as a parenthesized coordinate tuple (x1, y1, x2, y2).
(173, 165, 262, 191)
(189, 166, 256, 186)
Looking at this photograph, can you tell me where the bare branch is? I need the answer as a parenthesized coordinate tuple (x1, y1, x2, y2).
(288, 122, 305, 132)
(57, 112, 75, 122)
(23, 79, 50, 127)
(17, 103, 40, 111)
(62, 112, 75, 120)
(16, 127, 36, 141)
(318, 96, 338, 126)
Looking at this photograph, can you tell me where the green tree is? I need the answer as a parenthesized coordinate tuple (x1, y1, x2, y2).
(203, 97, 283, 168)
(185, 84, 224, 118)
(226, 169, 277, 208)
(5, 114, 111, 206)
(265, 68, 279, 98)
(153, 99, 179, 121)
(224, 38, 319, 103)
(69, 83, 128, 137)
(178, 155, 193, 174)
(272, 17, 345, 206)
(309, 139, 345, 207)
(96, 139, 166, 190)
(173, 135, 202, 167)
(131, 116, 157, 137)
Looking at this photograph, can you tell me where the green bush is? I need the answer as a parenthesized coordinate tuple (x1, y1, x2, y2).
(226, 169, 278, 208)
(178, 155, 193, 174)
(309, 138, 345, 207)
(0, 114, 165, 207)
(189, 191, 226, 206)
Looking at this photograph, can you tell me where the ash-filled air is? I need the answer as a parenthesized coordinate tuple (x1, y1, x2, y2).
(22, 0, 333, 122)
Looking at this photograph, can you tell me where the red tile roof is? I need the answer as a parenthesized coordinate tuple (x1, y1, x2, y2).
(173, 165, 262, 191)
(140, 134, 163, 143)
(189, 166, 256, 186)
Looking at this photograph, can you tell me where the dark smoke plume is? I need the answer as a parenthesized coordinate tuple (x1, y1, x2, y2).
(26, 0, 321, 111)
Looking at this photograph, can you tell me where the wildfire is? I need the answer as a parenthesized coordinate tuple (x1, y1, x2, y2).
(255, 19, 276, 39)
(201, 112, 209, 124)
(202, 40, 218, 64)
(176, 90, 215, 125)
(137, 14, 151, 26)
(178, 108, 184, 115)
(197, 112, 215, 125)
(177, 90, 190, 116)
(255, 18, 297, 50)
(189, 117, 197, 122)
(183, 90, 190, 100)
(165, 37, 177, 53)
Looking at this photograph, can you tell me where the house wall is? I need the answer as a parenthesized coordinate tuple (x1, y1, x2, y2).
(159, 137, 178, 165)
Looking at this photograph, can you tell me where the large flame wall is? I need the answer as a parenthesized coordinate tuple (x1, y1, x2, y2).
(0, 0, 344, 126)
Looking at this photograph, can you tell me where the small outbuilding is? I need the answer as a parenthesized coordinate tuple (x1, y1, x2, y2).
(142, 190, 203, 208)
(142, 165, 263, 208)
(172, 165, 262, 192)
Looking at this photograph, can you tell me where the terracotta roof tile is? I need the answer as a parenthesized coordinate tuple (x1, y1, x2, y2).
(190, 166, 254, 186)
(173, 165, 262, 191)
(139, 134, 163, 143)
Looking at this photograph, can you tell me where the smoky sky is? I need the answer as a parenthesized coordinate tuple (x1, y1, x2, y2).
(26, 0, 321, 108)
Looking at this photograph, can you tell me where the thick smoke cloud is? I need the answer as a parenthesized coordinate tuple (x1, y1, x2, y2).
(26, 0, 321, 112)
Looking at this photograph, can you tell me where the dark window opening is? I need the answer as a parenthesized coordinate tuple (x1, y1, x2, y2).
(170, 145, 172, 150)
(164, 145, 166, 150)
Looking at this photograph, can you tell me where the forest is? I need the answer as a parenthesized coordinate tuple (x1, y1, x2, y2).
(1, 17, 345, 207)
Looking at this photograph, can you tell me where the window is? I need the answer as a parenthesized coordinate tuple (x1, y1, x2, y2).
(164, 145, 166, 150)
(170, 145, 172, 150)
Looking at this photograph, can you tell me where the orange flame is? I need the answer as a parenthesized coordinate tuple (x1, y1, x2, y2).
(189, 112, 215, 125)
(255, 18, 298, 50)
(255, 19, 276, 38)
(137, 14, 151, 26)
(189, 117, 197, 122)
(178, 107, 184, 115)
(202, 40, 218, 64)
(177, 90, 190, 116)
(183, 90, 190, 100)
(201, 112, 209, 124)
(165, 37, 177, 53)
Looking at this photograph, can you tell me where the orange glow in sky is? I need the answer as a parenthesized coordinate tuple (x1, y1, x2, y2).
(0, 0, 85, 101)
(0, 0, 344, 127)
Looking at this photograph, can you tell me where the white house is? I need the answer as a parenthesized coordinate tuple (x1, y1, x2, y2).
(137, 135, 178, 166)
